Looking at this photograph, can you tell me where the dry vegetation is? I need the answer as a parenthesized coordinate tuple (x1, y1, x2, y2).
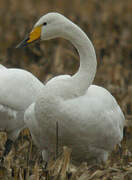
(0, 0, 131, 179)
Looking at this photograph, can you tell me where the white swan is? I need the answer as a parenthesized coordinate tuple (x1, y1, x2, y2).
(17, 13, 125, 163)
(0, 64, 44, 154)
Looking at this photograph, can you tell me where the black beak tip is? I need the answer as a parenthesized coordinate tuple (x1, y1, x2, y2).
(15, 43, 21, 48)
(16, 36, 29, 48)
(15, 43, 24, 48)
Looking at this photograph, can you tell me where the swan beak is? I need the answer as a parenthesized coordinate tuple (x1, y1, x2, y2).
(16, 26, 42, 48)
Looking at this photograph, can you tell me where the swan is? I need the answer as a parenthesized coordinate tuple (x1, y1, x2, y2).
(0, 64, 44, 156)
(17, 12, 125, 163)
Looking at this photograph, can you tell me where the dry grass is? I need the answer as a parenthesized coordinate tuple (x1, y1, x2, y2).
(0, 0, 131, 179)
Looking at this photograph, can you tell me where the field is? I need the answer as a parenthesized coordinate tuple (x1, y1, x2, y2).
(0, 0, 131, 179)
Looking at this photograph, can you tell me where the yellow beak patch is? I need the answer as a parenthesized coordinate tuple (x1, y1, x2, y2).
(27, 26, 42, 43)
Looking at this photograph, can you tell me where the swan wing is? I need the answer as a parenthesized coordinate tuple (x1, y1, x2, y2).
(46, 75, 71, 86)
(0, 68, 44, 110)
(86, 85, 125, 132)
(61, 85, 125, 150)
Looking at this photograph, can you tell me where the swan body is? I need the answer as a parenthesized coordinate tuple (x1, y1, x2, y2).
(18, 13, 125, 163)
(0, 65, 44, 140)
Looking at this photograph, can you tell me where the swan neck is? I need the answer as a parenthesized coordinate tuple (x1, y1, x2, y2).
(63, 21, 97, 92)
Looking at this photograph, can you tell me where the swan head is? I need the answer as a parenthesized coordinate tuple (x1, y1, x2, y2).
(16, 12, 70, 48)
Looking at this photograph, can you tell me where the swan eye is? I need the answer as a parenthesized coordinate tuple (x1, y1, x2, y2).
(43, 22, 47, 26)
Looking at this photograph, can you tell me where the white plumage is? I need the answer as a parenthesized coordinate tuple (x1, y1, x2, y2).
(0, 65, 44, 140)
(21, 13, 125, 163)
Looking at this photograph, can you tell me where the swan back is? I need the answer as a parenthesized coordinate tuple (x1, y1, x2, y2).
(0, 68, 44, 110)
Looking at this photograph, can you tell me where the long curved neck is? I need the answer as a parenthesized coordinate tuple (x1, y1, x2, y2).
(62, 20, 97, 93)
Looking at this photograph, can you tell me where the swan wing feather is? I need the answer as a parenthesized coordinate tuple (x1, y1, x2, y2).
(0, 68, 44, 110)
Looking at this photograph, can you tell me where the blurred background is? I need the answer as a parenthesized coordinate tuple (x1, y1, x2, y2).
(0, 0, 131, 178)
